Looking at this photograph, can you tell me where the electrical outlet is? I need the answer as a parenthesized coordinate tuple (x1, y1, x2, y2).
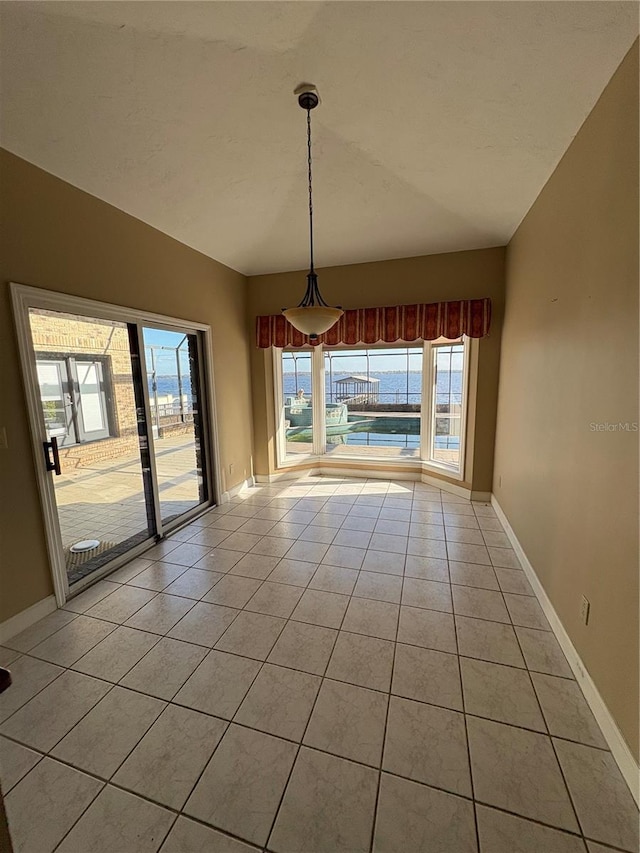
(580, 595, 590, 626)
(229, 462, 235, 475)
(498, 475, 502, 488)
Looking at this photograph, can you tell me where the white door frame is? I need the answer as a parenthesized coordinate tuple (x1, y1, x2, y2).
(10, 282, 224, 605)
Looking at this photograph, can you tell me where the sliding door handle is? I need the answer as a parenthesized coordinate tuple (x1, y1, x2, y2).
(43, 437, 62, 475)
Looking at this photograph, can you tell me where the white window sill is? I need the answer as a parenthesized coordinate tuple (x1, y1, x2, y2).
(276, 453, 464, 482)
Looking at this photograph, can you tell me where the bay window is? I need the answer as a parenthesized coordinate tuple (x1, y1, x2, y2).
(274, 338, 470, 478)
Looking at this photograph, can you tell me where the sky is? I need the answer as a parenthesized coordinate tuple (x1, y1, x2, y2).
(140, 333, 464, 376)
(143, 327, 191, 375)
(282, 347, 464, 373)
(143, 327, 189, 348)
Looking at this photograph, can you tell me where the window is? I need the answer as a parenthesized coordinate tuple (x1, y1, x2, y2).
(427, 342, 466, 471)
(275, 338, 470, 477)
(280, 350, 314, 457)
(36, 354, 114, 445)
(323, 347, 423, 458)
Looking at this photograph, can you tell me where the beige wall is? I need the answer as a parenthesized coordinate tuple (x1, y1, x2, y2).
(247, 248, 505, 490)
(494, 42, 639, 759)
(0, 149, 253, 622)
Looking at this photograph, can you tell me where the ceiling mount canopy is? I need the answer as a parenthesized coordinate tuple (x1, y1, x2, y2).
(282, 83, 343, 339)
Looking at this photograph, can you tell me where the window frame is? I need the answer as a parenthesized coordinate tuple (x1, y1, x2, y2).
(273, 338, 472, 480)
(421, 338, 471, 480)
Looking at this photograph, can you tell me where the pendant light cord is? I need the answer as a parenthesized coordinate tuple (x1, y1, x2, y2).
(307, 107, 315, 274)
(291, 92, 332, 311)
(282, 85, 342, 326)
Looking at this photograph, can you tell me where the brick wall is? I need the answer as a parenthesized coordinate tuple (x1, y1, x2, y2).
(29, 310, 140, 468)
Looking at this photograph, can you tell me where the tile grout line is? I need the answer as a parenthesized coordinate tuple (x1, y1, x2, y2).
(262, 565, 355, 853)
(43, 568, 551, 653)
(3, 664, 613, 771)
(49, 770, 106, 853)
(367, 525, 405, 853)
(0, 744, 46, 797)
(500, 561, 588, 845)
(0, 663, 116, 733)
(5, 484, 326, 849)
(450, 573, 482, 853)
(7, 585, 583, 698)
(36, 670, 166, 853)
(6, 560, 589, 741)
(4, 611, 84, 656)
(3, 478, 631, 852)
(3, 728, 619, 853)
(470, 502, 592, 848)
(19, 618, 122, 673)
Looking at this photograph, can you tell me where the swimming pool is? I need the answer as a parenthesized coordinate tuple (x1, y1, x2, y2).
(287, 416, 460, 449)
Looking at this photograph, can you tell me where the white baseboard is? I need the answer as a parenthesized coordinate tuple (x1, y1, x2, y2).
(421, 473, 470, 499)
(0, 595, 57, 645)
(253, 473, 278, 484)
(255, 469, 320, 484)
(254, 468, 473, 501)
(221, 476, 255, 503)
(492, 496, 640, 806)
(317, 464, 418, 483)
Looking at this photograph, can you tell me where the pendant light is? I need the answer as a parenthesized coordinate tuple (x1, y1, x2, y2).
(282, 84, 343, 339)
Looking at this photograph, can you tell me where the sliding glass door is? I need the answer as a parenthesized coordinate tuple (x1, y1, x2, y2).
(30, 308, 154, 586)
(15, 292, 216, 599)
(143, 327, 208, 524)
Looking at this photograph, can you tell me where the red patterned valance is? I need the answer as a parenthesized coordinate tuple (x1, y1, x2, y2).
(256, 298, 491, 348)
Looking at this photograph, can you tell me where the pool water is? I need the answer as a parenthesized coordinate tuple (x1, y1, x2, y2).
(344, 431, 421, 448)
(288, 416, 460, 449)
(336, 433, 459, 449)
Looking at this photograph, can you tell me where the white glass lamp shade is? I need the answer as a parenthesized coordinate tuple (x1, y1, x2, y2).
(282, 305, 343, 337)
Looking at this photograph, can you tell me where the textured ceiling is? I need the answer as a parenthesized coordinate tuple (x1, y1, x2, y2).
(0, 2, 637, 275)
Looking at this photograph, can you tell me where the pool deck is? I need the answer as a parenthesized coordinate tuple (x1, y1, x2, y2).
(54, 433, 200, 559)
(286, 409, 458, 464)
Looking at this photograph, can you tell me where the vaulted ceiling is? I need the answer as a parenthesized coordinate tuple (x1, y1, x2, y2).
(0, 2, 637, 274)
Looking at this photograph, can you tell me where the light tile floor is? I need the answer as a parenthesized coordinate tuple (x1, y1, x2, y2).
(1, 475, 638, 853)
